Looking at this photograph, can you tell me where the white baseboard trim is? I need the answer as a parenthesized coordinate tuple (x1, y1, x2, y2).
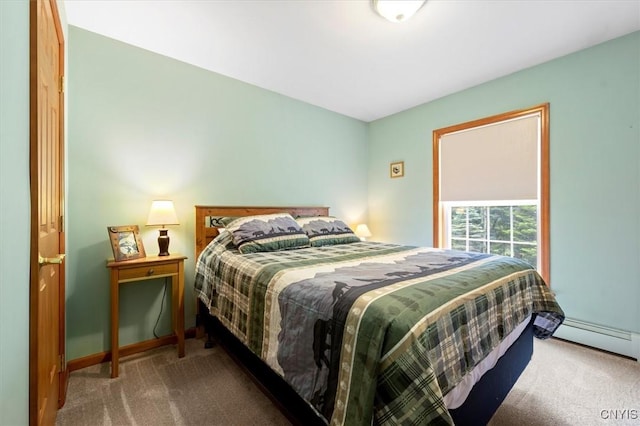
(553, 318, 640, 361)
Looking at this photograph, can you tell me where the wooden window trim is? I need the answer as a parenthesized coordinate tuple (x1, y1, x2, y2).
(432, 103, 550, 284)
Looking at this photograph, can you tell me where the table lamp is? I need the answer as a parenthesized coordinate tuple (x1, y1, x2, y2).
(355, 224, 372, 241)
(146, 200, 179, 256)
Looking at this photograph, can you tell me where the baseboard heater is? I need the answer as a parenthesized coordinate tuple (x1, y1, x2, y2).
(553, 318, 639, 361)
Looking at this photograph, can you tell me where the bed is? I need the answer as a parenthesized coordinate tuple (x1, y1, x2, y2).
(194, 206, 564, 425)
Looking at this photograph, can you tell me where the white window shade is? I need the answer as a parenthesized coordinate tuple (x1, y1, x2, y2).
(439, 114, 539, 202)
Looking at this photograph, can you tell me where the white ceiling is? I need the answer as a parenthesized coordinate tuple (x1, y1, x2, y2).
(63, 0, 640, 122)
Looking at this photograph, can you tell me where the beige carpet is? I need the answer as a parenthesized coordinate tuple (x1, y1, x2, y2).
(57, 337, 640, 426)
(489, 338, 639, 426)
(56, 339, 291, 426)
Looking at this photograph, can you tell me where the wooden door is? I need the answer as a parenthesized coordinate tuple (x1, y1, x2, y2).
(29, 0, 66, 425)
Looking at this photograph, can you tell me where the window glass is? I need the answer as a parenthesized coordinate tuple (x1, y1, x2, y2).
(468, 206, 486, 239)
(451, 207, 467, 238)
(513, 205, 537, 243)
(489, 206, 511, 241)
(514, 243, 537, 267)
(445, 202, 537, 268)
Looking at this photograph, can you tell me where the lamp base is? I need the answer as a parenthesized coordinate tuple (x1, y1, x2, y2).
(157, 229, 170, 256)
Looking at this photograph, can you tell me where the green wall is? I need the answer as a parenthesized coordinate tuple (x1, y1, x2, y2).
(0, 2, 30, 424)
(368, 32, 640, 334)
(67, 27, 369, 360)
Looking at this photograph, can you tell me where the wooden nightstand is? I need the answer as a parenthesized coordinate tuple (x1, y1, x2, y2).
(106, 254, 187, 378)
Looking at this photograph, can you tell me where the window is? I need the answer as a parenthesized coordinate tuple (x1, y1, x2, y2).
(446, 201, 537, 267)
(432, 104, 550, 283)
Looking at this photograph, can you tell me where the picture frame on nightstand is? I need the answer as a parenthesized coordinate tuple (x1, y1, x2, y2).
(107, 225, 146, 261)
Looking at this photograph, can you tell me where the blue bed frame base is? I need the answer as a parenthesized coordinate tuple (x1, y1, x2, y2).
(449, 318, 534, 425)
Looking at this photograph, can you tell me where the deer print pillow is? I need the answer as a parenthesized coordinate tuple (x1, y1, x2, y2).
(225, 213, 310, 254)
(296, 216, 361, 247)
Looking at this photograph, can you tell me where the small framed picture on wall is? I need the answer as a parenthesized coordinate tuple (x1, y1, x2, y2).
(390, 161, 404, 178)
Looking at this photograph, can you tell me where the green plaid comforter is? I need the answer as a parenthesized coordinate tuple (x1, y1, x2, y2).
(195, 232, 564, 425)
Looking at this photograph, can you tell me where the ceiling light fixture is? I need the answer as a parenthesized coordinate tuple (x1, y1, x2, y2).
(372, 0, 427, 23)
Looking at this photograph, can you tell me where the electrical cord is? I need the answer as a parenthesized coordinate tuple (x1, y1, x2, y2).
(153, 278, 168, 339)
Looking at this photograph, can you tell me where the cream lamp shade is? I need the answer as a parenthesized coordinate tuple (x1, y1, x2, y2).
(146, 200, 179, 227)
(355, 224, 372, 241)
(146, 200, 179, 256)
(372, 0, 427, 23)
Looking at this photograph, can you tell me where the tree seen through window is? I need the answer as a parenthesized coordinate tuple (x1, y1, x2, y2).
(449, 204, 537, 268)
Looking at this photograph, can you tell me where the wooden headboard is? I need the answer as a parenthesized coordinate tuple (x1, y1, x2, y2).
(194, 205, 329, 258)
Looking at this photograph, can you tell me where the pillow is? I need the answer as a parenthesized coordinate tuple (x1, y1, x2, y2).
(296, 216, 361, 247)
(225, 213, 310, 254)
